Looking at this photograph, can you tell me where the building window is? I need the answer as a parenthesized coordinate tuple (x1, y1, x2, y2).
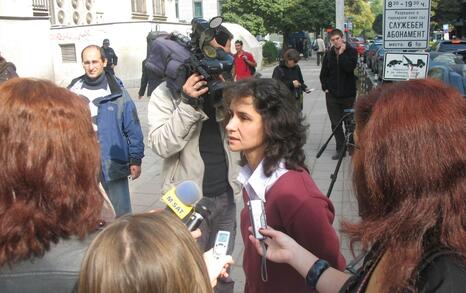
(175, 0, 179, 18)
(59, 44, 77, 63)
(152, 0, 165, 16)
(132, 0, 148, 19)
(32, 0, 49, 16)
(193, 0, 203, 18)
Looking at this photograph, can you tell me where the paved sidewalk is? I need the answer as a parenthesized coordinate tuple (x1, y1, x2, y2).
(127, 53, 359, 292)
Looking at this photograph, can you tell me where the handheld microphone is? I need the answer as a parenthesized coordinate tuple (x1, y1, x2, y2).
(185, 197, 212, 231)
(161, 181, 201, 220)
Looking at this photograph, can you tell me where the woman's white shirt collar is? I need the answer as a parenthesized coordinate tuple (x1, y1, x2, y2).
(237, 159, 288, 202)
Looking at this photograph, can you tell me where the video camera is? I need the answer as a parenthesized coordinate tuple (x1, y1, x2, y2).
(172, 16, 234, 103)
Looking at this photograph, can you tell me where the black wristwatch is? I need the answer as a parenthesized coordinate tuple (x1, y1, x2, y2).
(181, 92, 203, 110)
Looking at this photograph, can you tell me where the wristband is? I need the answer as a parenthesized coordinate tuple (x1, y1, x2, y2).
(306, 259, 330, 289)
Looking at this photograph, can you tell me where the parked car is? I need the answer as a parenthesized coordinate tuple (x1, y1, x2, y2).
(428, 64, 466, 96)
(375, 48, 386, 80)
(362, 43, 371, 62)
(435, 39, 466, 52)
(430, 52, 464, 66)
(365, 42, 383, 69)
(349, 37, 366, 56)
(428, 50, 466, 96)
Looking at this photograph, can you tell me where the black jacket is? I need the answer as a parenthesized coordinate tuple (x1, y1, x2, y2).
(320, 44, 358, 98)
(340, 245, 466, 293)
(272, 62, 307, 98)
(103, 47, 118, 67)
(138, 59, 163, 97)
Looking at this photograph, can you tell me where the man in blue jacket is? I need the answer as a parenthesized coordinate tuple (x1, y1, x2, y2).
(68, 45, 144, 217)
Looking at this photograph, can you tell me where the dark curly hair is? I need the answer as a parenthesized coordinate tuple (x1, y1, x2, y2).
(0, 78, 103, 266)
(223, 78, 308, 176)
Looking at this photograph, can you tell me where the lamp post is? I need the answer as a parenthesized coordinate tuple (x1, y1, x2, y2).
(336, 0, 344, 30)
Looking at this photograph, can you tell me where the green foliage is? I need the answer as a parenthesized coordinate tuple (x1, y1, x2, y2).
(223, 12, 267, 36)
(345, 0, 375, 36)
(262, 41, 279, 63)
(431, 0, 462, 30)
(370, 0, 383, 15)
(429, 41, 439, 51)
(221, 0, 335, 37)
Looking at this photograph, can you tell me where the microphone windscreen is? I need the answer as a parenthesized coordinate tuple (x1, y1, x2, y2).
(175, 181, 201, 205)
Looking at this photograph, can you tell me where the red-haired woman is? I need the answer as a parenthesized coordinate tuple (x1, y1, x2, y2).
(249, 79, 466, 292)
(0, 78, 103, 292)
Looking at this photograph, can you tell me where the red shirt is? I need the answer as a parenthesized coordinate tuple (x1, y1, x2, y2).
(241, 169, 346, 293)
(234, 51, 255, 80)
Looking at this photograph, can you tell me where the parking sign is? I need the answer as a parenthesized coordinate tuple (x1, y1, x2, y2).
(383, 0, 431, 49)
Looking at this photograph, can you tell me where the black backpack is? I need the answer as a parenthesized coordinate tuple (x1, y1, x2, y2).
(144, 31, 191, 98)
(244, 58, 256, 75)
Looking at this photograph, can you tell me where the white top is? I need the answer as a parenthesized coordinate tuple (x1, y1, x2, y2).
(71, 83, 111, 131)
(237, 159, 288, 202)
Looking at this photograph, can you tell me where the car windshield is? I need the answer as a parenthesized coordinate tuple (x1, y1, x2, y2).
(432, 53, 463, 65)
(371, 43, 382, 50)
(438, 42, 466, 52)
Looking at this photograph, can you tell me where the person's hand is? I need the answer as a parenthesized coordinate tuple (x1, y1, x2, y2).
(191, 228, 202, 240)
(203, 249, 234, 287)
(292, 80, 301, 88)
(138, 95, 144, 100)
(338, 42, 346, 55)
(182, 73, 209, 98)
(242, 55, 248, 61)
(129, 165, 141, 180)
(248, 226, 299, 264)
(111, 64, 115, 69)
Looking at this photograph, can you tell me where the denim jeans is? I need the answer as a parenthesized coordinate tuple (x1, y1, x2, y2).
(101, 177, 132, 217)
(197, 191, 236, 293)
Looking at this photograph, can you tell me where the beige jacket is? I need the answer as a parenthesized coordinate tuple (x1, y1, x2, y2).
(147, 82, 242, 199)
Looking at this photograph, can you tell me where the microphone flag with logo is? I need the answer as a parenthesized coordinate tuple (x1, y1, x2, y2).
(161, 181, 201, 220)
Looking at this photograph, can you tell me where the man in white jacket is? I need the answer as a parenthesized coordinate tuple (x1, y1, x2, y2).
(147, 32, 240, 293)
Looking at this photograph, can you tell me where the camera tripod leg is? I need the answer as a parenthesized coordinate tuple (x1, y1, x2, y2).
(326, 142, 347, 197)
(316, 112, 352, 159)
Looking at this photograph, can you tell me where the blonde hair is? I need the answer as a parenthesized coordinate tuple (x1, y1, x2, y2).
(79, 212, 212, 293)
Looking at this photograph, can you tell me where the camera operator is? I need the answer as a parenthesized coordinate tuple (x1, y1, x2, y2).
(147, 24, 241, 293)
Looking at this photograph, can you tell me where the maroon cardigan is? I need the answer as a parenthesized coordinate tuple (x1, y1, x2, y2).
(241, 169, 346, 293)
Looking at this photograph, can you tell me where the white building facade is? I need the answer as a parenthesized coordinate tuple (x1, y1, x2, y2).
(0, 0, 228, 86)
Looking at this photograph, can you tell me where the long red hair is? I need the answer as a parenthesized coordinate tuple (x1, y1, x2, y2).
(344, 79, 466, 291)
(0, 78, 103, 265)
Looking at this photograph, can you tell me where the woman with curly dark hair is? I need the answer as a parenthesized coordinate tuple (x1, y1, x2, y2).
(0, 78, 103, 292)
(223, 78, 345, 293)
(248, 79, 466, 292)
